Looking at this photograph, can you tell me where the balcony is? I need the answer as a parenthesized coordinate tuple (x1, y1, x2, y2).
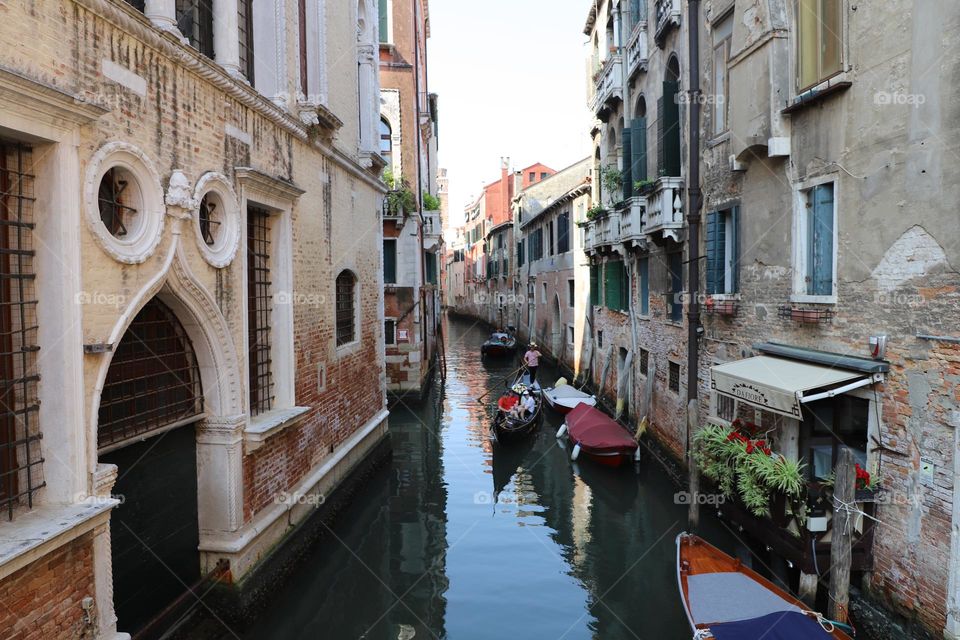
(589, 54, 623, 118)
(626, 22, 648, 78)
(422, 210, 441, 250)
(654, 0, 681, 47)
(645, 177, 684, 243)
(619, 196, 647, 248)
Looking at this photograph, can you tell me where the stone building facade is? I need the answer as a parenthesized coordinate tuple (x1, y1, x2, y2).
(0, 0, 388, 638)
(379, 0, 441, 401)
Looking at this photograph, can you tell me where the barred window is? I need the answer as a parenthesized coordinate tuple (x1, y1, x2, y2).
(0, 142, 42, 519)
(98, 167, 140, 238)
(238, 0, 255, 82)
(639, 348, 649, 376)
(336, 270, 356, 346)
(98, 299, 202, 451)
(176, 0, 214, 58)
(247, 207, 273, 416)
(716, 394, 736, 422)
(669, 361, 681, 393)
(198, 193, 220, 246)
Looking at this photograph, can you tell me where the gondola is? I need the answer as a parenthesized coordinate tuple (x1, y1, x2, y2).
(480, 330, 517, 358)
(490, 371, 542, 444)
(677, 533, 855, 639)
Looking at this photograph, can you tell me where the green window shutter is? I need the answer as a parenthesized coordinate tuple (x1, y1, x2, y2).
(619, 262, 629, 311)
(669, 252, 683, 322)
(632, 118, 648, 183)
(383, 239, 397, 284)
(659, 81, 681, 177)
(731, 206, 741, 293)
(378, 0, 388, 42)
(705, 211, 726, 295)
(622, 127, 633, 200)
(425, 252, 437, 285)
(808, 185, 834, 295)
(639, 257, 649, 315)
(605, 261, 622, 310)
(590, 265, 600, 306)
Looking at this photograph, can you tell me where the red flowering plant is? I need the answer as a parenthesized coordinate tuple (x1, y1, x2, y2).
(694, 420, 806, 520)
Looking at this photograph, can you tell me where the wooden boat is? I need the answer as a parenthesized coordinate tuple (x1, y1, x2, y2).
(491, 373, 542, 443)
(480, 331, 517, 358)
(677, 533, 854, 639)
(542, 382, 597, 414)
(558, 403, 638, 468)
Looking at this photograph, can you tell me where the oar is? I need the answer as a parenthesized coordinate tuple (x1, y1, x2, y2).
(475, 364, 527, 403)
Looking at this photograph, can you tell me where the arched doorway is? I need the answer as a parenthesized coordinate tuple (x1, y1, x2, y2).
(98, 297, 204, 635)
(551, 293, 562, 358)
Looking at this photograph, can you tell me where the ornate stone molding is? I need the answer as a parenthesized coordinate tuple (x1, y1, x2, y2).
(234, 167, 306, 202)
(192, 172, 241, 268)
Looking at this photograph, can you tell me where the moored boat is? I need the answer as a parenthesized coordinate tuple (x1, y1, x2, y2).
(542, 380, 597, 414)
(480, 331, 517, 358)
(491, 373, 541, 443)
(557, 403, 638, 467)
(677, 533, 854, 639)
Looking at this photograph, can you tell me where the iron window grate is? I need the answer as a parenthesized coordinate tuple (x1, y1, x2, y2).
(98, 299, 203, 450)
(669, 361, 681, 393)
(176, 0, 214, 58)
(335, 271, 356, 346)
(198, 194, 220, 246)
(97, 167, 136, 237)
(639, 348, 649, 376)
(0, 142, 43, 520)
(247, 207, 274, 416)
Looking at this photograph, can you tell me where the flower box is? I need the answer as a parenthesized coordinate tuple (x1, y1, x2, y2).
(778, 305, 835, 324)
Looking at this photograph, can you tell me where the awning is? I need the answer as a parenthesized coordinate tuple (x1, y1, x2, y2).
(710, 356, 879, 419)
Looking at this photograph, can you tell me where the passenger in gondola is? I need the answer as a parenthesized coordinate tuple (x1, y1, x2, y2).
(512, 391, 535, 420)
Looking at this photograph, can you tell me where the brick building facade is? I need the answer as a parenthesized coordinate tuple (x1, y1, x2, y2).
(0, 0, 388, 637)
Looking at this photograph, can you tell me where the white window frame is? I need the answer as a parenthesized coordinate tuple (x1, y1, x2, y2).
(791, 175, 838, 304)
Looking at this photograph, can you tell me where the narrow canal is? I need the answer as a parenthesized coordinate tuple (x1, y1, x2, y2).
(202, 316, 742, 639)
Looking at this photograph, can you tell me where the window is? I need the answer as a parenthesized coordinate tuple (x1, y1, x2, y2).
(797, 0, 843, 91)
(639, 348, 649, 376)
(125, 0, 145, 11)
(669, 361, 681, 393)
(547, 220, 555, 255)
(529, 171, 536, 182)
(567, 279, 575, 307)
(541, 172, 549, 180)
(517, 240, 525, 268)
(712, 14, 733, 135)
(298, 0, 308, 95)
(238, 0, 255, 81)
(384, 319, 396, 345)
(379, 0, 389, 43)
(557, 211, 570, 253)
(98, 167, 139, 238)
(198, 193, 220, 246)
(590, 264, 601, 306)
(658, 77, 682, 176)
(639, 256, 649, 315)
(668, 251, 683, 322)
(597, 330, 604, 349)
(530, 227, 543, 261)
(706, 207, 739, 294)
(797, 183, 835, 297)
(383, 238, 397, 284)
(247, 206, 274, 416)
(0, 142, 42, 519)
(802, 394, 868, 481)
(176, 0, 214, 58)
(604, 260, 628, 312)
(567, 325, 575, 345)
(336, 270, 357, 346)
(425, 252, 437, 285)
(716, 394, 736, 422)
(380, 118, 392, 165)
(541, 282, 547, 304)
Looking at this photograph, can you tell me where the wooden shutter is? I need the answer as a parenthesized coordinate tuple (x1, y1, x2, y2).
(659, 81, 681, 176)
(557, 212, 570, 253)
(383, 239, 397, 284)
(605, 261, 622, 310)
(705, 211, 724, 294)
(622, 127, 633, 199)
(619, 262, 629, 311)
(731, 206, 741, 292)
(632, 118, 648, 183)
(639, 257, 649, 315)
(379, 0, 389, 42)
(808, 185, 834, 295)
(590, 265, 600, 306)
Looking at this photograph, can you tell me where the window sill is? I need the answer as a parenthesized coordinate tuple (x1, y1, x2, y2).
(706, 131, 730, 148)
(709, 293, 741, 301)
(782, 75, 852, 115)
(0, 500, 118, 581)
(790, 294, 836, 305)
(245, 406, 311, 452)
(336, 338, 363, 360)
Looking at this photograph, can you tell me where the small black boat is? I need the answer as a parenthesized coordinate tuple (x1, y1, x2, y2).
(491, 372, 542, 443)
(481, 330, 517, 358)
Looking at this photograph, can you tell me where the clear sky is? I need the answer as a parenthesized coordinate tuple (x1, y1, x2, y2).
(428, 0, 593, 228)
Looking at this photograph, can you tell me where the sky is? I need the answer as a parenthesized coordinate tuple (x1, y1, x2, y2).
(427, 0, 593, 228)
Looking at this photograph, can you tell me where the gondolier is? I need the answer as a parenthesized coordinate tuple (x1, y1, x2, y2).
(523, 343, 542, 382)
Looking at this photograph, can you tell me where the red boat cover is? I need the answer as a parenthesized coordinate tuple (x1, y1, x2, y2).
(498, 395, 519, 412)
(565, 404, 638, 453)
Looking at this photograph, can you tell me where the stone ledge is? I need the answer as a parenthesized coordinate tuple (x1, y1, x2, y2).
(0, 500, 117, 581)
(244, 406, 311, 453)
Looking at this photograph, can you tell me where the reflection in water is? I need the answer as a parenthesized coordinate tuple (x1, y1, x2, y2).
(232, 316, 738, 639)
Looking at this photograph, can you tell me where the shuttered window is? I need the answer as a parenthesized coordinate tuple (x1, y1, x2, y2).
(604, 261, 628, 312)
(668, 251, 683, 322)
(639, 256, 649, 315)
(425, 252, 437, 285)
(379, 0, 389, 43)
(336, 270, 357, 345)
(557, 211, 570, 253)
(238, 0, 255, 81)
(806, 184, 834, 295)
(383, 239, 397, 284)
(658, 81, 682, 177)
(705, 207, 739, 294)
(590, 264, 601, 306)
(622, 127, 633, 199)
(517, 240, 525, 267)
(632, 117, 648, 185)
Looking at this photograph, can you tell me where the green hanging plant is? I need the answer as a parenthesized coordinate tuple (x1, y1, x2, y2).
(422, 192, 441, 211)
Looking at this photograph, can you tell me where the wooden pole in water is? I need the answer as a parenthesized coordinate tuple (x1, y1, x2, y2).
(828, 447, 856, 623)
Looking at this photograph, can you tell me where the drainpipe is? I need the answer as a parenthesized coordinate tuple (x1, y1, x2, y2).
(686, 0, 703, 531)
(412, 0, 428, 363)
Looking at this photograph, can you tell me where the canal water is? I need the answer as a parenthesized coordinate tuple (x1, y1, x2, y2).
(202, 316, 742, 639)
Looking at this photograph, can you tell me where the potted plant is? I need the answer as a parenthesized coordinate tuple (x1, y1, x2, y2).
(382, 169, 417, 215)
(634, 178, 656, 195)
(600, 165, 623, 204)
(586, 204, 608, 220)
(422, 192, 441, 211)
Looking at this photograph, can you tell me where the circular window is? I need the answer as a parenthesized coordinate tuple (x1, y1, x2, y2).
(84, 142, 165, 264)
(192, 173, 240, 268)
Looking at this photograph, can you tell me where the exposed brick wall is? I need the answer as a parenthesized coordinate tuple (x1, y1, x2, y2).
(0, 532, 96, 640)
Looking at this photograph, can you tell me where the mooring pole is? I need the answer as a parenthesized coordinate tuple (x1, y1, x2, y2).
(828, 447, 856, 623)
(685, 0, 703, 532)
